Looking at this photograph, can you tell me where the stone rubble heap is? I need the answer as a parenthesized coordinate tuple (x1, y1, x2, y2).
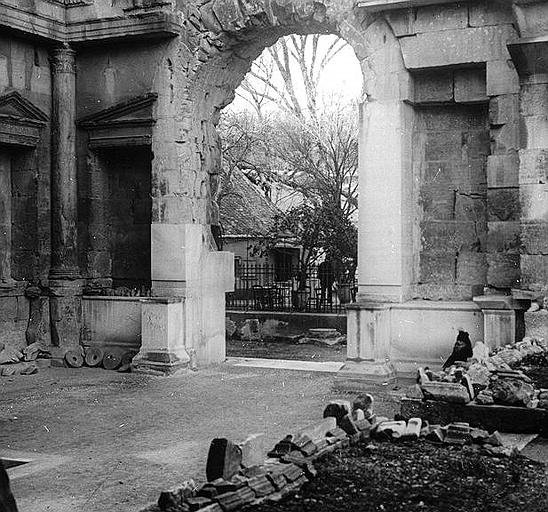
(0, 341, 49, 376)
(148, 393, 519, 512)
(413, 337, 548, 409)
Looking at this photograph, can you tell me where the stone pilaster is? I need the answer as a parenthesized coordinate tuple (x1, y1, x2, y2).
(49, 45, 82, 355)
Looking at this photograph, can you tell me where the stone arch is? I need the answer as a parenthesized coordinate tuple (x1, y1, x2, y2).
(144, 0, 414, 368)
(178, 0, 374, 227)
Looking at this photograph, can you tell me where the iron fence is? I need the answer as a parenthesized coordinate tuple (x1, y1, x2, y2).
(226, 262, 356, 314)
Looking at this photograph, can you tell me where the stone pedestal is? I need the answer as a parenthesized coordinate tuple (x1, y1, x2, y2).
(473, 295, 521, 350)
(334, 303, 396, 391)
(141, 223, 234, 371)
(132, 298, 189, 374)
(49, 279, 83, 362)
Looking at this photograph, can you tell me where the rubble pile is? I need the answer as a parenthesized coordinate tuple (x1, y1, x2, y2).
(413, 337, 548, 410)
(0, 341, 49, 376)
(146, 394, 524, 512)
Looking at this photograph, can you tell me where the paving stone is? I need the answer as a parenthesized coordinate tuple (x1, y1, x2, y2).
(206, 439, 242, 482)
(425, 426, 445, 443)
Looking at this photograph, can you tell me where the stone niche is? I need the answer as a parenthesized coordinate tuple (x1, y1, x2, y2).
(78, 93, 156, 292)
(411, 66, 490, 301)
(0, 91, 49, 349)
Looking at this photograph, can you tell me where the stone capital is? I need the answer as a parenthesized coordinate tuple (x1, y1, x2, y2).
(50, 46, 76, 75)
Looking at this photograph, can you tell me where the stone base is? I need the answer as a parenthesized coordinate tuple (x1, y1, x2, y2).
(131, 350, 189, 375)
(333, 360, 397, 392)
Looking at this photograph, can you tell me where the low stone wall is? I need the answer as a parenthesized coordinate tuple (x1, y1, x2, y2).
(82, 296, 143, 350)
(390, 300, 484, 375)
(226, 311, 347, 337)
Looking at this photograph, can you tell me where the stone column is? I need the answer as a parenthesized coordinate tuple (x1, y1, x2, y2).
(48, 45, 82, 355)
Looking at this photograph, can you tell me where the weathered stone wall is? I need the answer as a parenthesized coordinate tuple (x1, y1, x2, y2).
(414, 102, 490, 300)
(0, 34, 52, 349)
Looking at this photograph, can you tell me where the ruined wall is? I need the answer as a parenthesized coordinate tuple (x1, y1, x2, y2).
(0, 34, 52, 349)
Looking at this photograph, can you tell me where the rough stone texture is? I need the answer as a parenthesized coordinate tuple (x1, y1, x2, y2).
(416, 104, 489, 298)
(2, 0, 548, 372)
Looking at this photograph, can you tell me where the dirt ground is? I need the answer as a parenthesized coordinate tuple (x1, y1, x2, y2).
(0, 364, 399, 512)
(245, 440, 548, 512)
(226, 339, 346, 362)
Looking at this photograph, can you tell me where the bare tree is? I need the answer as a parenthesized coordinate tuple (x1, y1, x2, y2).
(236, 35, 348, 121)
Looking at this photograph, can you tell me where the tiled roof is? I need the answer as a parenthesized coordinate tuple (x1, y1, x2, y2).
(219, 169, 281, 238)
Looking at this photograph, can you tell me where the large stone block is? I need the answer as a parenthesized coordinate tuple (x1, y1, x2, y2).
(521, 221, 548, 255)
(486, 60, 519, 96)
(490, 120, 520, 154)
(456, 252, 488, 285)
(489, 94, 519, 126)
(521, 255, 548, 291)
(519, 149, 548, 185)
(469, 2, 514, 28)
(419, 251, 456, 283)
(522, 115, 548, 149)
(525, 310, 548, 339)
(487, 253, 520, 288)
(486, 221, 521, 254)
(415, 4, 468, 33)
(487, 188, 520, 221)
(400, 26, 516, 70)
(413, 69, 453, 103)
(486, 152, 519, 188)
(454, 67, 487, 103)
(520, 184, 548, 221)
(454, 193, 486, 222)
(0, 296, 17, 322)
(384, 10, 415, 37)
(521, 83, 548, 116)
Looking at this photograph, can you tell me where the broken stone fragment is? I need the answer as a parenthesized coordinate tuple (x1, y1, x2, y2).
(470, 428, 490, 443)
(425, 426, 445, 443)
(475, 389, 495, 405)
(0, 347, 23, 365)
(247, 475, 275, 497)
(401, 418, 422, 440)
(206, 439, 243, 482)
(352, 394, 374, 418)
(238, 433, 267, 468)
(420, 382, 471, 404)
(338, 414, 359, 436)
(472, 341, 490, 363)
(405, 384, 424, 399)
(490, 378, 534, 407)
(417, 367, 430, 385)
(466, 363, 491, 390)
(323, 400, 352, 421)
(485, 431, 504, 447)
(374, 420, 407, 439)
(187, 496, 213, 511)
(461, 375, 476, 400)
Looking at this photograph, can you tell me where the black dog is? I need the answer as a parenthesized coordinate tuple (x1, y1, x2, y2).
(442, 329, 473, 370)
